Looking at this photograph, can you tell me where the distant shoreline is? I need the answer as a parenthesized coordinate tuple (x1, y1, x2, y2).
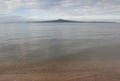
(0, 19, 118, 23)
(26, 19, 117, 23)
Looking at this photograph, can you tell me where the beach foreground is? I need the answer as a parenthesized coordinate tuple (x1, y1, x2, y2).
(0, 60, 120, 81)
(1, 45, 120, 81)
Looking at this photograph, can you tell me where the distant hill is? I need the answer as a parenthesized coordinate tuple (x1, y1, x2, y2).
(27, 19, 117, 23)
(42, 19, 78, 23)
(27, 19, 79, 23)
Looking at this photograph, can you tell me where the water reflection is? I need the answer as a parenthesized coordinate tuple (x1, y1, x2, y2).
(46, 26, 63, 58)
(0, 23, 120, 62)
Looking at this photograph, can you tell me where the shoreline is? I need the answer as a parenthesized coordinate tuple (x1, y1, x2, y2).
(0, 45, 120, 81)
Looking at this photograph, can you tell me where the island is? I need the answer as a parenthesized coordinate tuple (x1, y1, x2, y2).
(27, 19, 116, 23)
(42, 19, 78, 23)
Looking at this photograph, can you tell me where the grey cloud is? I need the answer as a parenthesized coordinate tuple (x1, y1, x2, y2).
(0, 0, 120, 20)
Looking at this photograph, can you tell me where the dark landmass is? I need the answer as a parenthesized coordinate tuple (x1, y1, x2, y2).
(27, 19, 116, 23)
(0, 19, 117, 23)
(27, 19, 78, 23)
(42, 19, 78, 23)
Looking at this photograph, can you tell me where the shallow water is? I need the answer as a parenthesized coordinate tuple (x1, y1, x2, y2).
(0, 23, 120, 61)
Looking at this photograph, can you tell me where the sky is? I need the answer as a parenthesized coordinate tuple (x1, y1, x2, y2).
(0, 0, 120, 21)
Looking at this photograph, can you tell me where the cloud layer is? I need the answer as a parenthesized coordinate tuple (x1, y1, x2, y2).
(0, 0, 120, 20)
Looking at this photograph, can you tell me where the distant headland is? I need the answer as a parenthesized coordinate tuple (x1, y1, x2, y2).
(42, 19, 78, 23)
(28, 19, 116, 23)
(28, 19, 78, 23)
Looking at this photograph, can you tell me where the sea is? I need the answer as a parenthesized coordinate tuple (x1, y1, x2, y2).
(0, 23, 120, 62)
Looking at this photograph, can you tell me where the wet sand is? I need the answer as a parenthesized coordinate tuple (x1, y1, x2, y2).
(0, 45, 120, 81)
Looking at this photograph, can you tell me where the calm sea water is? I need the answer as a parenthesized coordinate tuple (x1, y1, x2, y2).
(0, 23, 120, 61)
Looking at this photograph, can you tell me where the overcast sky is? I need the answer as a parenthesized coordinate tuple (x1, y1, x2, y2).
(0, 0, 120, 21)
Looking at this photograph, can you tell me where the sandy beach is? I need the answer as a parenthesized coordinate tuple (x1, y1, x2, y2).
(0, 45, 120, 81)
(0, 60, 120, 81)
